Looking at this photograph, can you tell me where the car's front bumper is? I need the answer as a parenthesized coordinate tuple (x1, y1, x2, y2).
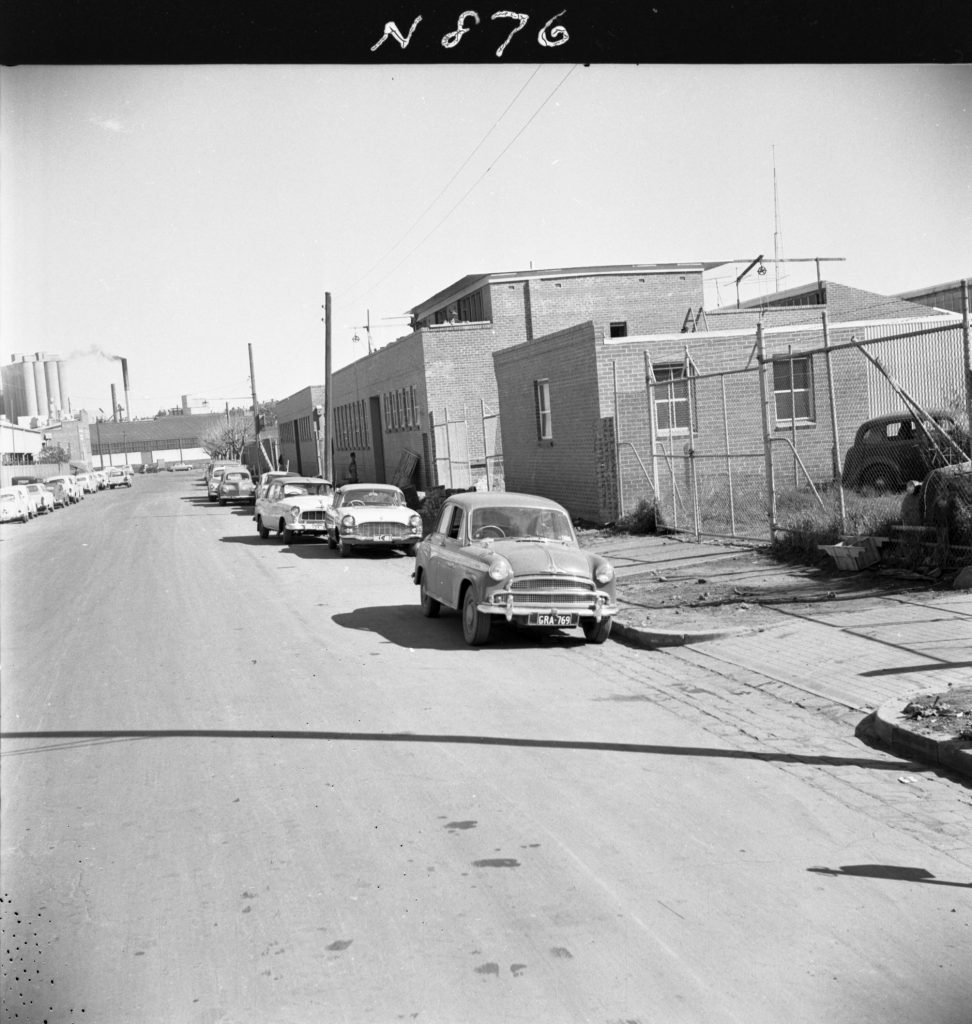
(476, 588, 618, 623)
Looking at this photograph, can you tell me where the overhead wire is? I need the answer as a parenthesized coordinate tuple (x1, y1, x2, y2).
(340, 66, 545, 303)
(364, 64, 579, 296)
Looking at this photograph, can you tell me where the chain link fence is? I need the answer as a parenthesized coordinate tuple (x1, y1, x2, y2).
(630, 306, 971, 567)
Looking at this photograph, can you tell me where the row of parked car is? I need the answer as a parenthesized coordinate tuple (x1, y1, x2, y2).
(200, 461, 618, 647)
(0, 465, 134, 524)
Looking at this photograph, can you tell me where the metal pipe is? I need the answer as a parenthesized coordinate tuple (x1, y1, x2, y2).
(821, 311, 847, 531)
(120, 358, 131, 421)
(756, 323, 777, 542)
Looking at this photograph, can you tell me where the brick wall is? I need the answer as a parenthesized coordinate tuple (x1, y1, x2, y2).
(494, 322, 609, 521)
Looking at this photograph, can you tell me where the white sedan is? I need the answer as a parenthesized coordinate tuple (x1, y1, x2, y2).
(254, 477, 334, 542)
(325, 483, 423, 558)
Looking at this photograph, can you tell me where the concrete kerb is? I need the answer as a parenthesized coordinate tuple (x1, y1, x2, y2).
(611, 619, 752, 649)
(869, 692, 972, 781)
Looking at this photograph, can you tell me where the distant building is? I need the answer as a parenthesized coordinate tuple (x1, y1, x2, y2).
(1, 352, 70, 423)
(894, 278, 970, 316)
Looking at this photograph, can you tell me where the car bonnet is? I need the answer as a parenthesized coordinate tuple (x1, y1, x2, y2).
(478, 539, 594, 577)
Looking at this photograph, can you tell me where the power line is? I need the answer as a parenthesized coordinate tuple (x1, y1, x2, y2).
(364, 65, 578, 296)
(340, 66, 545, 303)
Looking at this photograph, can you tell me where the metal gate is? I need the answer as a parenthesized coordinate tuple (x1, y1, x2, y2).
(430, 407, 472, 489)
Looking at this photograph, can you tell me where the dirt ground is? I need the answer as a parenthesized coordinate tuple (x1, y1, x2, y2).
(589, 532, 956, 634)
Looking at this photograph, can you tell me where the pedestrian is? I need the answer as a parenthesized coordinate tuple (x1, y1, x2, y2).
(348, 452, 358, 484)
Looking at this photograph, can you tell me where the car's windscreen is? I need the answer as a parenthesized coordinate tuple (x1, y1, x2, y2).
(342, 489, 403, 507)
(224, 473, 250, 482)
(469, 507, 574, 541)
(283, 483, 331, 497)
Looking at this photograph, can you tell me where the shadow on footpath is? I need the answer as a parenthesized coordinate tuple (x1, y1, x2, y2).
(0, 728, 937, 772)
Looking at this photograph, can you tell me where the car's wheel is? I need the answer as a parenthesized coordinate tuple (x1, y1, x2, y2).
(281, 521, 296, 543)
(257, 516, 270, 539)
(403, 542, 418, 557)
(327, 530, 337, 550)
(338, 536, 353, 558)
(420, 577, 440, 618)
(583, 616, 613, 644)
(209, 493, 216, 502)
(219, 498, 227, 506)
(859, 463, 901, 491)
(462, 587, 491, 646)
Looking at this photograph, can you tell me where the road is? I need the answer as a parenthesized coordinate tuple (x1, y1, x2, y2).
(1, 474, 969, 1024)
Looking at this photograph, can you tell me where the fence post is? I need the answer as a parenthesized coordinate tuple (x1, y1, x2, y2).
(613, 361, 624, 519)
(821, 310, 846, 531)
(644, 351, 660, 500)
(756, 323, 777, 542)
(962, 279, 971, 433)
(720, 374, 736, 536)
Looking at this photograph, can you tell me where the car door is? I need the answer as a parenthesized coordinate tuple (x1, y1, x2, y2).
(428, 503, 466, 607)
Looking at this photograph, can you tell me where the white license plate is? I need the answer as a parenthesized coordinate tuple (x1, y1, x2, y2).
(528, 612, 578, 627)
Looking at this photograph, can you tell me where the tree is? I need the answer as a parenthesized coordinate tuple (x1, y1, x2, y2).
(199, 412, 253, 460)
(37, 443, 72, 464)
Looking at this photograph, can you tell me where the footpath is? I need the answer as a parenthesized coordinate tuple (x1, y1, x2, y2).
(579, 532, 972, 780)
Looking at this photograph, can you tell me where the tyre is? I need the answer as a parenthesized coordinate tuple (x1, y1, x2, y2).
(219, 499, 227, 506)
(403, 542, 418, 557)
(339, 536, 353, 558)
(209, 493, 216, 502)
(420, 578, 440, 618)
(462, 587, 491, 646)
(327, 530, 337, 550)
(257, 517, 270, 539)
(281, 523, 296, 543)
(582, 616, 613, 644)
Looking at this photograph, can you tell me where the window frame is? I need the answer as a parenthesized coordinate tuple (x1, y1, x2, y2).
(772, 354, 815, 426)
(651, 364, 695, 436)
(534, 379, 553, 441)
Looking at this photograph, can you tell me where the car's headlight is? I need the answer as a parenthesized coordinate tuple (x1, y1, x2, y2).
(594, 562, 614, 584)
(341, 514, 355, 530)
(488, 556, 512, 581)
(289, 505, 301, 516)
(409, 514, 422, 532)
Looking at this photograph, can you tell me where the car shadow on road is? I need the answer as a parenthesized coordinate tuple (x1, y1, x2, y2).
(331, 604, 590, 652)
(807, 864, 972, 888)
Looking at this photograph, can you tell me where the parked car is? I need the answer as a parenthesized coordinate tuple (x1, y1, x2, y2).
(205, 460, 240, 486)
(171, 462, 191, 472)
(413, 491, 618, 646)
(13, 484, 40, 518)
(325, 483, 423, 558)
(104, 466, 131, 488)
(255, 476, 333, 541)
(25, 482, 55, 513)
(841, 410, 967, 491)
(206, 463, 241, 499)
(44, 480, 70, 508)
(217, 468, 256, 505)
(0, 486, 31, 523)
(254, 470, 299, 502)
(47, 475, 82, 503)
(121, 464, 135, 478)
(75, 472, 98, 495)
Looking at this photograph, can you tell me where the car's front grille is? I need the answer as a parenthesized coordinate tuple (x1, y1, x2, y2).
(357, 521, 409, 538)
(301, 510, 328, 523)
(509, 574, 596, 607)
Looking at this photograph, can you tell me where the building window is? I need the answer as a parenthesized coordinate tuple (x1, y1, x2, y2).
(773, 355, 815, 424)
(298, 416, 312, 441)
(409, 386, 418, 428)
(609, 321, 628, 338)
(651, 365, 694, 435)
(534, 379, 552, 441)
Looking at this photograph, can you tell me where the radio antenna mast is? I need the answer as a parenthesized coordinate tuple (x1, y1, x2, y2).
(773, 146, 785, 293)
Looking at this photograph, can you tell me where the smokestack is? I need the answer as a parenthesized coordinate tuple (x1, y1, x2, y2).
(120, 358, 131, 421)
(111, 383, 119, 422)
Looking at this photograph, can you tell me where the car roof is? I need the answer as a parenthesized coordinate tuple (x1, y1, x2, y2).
(275, 476, 331, 485)
(441, 491, 569, 512)
(862, 409, 952, 426)
(339, 483, 401, 492)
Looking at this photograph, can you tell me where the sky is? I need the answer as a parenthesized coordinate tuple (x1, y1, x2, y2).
(2, 63, 970, 420)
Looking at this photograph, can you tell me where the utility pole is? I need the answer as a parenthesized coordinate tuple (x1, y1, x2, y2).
(248, 343, 262, 472)
(323, 292, 333, 481)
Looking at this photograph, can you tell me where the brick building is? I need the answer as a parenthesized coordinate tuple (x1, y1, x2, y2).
(276, 386, 327, 477)
(493, 282, 962, 523)
(329, 263, 708, 490)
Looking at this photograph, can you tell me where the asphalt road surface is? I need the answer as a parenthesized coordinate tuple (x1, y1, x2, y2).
(2, 475, 969, 1024)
